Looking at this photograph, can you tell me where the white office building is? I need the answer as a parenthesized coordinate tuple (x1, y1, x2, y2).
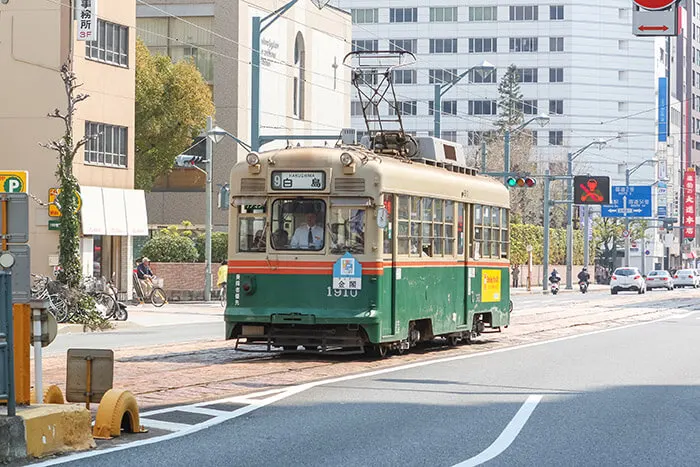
(337, 0, 661, 187)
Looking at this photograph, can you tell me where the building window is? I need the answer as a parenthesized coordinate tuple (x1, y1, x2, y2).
(549, 37, 564, 52)
(509, 5, 538, 21)
(469, 6, 498, 21)
(86, 20, 129, 67)
(549, 100, 564, 115)
(618, 70, 628, 81)
(441, 131, 457, 142)
(351, 101, 378, 116)
(429, 100, 457, 115)
(469, 37, 498, 53)
(351, 8, 378, 24)
(430, 7, 458, 22)
(509, 37, 538, 52)
(293, 32, 305, 119)
(550, 5, 564, 20)
(516, 68, 538, 83)
(389, 39, 417, 54)
(392, 69, 417, 84)
(467, 130, 495, 146)
(84, 122, 128, 168)
(429, 68, 458, 84)
(549, 130, 564, 146)
(468, 100, 497, 115)
(549, 68, 564, 82)
(520, 100, 538, 115)
(389, 101, 418, 116)
(137, 16, 214, 81)
(390, 8, 418, 23)
(430, 38, 458, 54)
(351, 39, 378, 52)
(470, 67, 497, 83)
(531, 131, 538, 145)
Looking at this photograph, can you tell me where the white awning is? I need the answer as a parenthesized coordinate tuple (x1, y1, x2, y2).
(80, 186, 106, 235)
(103, 187, 128, 236)
(80, 186, 148, 237)
(124, 189, 148, 236)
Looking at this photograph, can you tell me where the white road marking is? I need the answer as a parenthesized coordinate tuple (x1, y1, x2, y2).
(138, 419, 192, 432)
(179, 406, 234, 417)
(33, 309, 698, 466)
(452, 395, 543, 467)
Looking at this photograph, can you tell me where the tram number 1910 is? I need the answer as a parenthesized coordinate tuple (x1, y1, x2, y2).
(327, 287, 358, 298)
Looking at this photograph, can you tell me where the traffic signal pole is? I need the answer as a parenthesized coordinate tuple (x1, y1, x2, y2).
(565, 151, 573, 289)
(543, 169, 551, 292)
(205, 116, 213, 301)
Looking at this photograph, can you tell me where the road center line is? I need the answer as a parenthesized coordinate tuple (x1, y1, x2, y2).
(452, 395, 543, 467)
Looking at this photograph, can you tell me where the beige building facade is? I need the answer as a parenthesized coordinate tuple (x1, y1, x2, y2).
(0, 0, 144, 296)
(136, 0, 351, 231)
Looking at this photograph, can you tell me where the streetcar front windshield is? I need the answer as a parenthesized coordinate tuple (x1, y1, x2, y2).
(271, 199, 326, 251)
(329, 207, 365, 254)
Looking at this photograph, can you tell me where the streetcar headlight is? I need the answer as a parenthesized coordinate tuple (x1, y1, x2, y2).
(340, 152, 354, 167)
(246, 152, 260, 166)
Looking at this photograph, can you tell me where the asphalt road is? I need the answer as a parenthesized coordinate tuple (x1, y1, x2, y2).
(44, 305, 700, 466)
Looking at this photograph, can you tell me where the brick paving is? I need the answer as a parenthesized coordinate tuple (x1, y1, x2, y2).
(35, 293, 697, 410)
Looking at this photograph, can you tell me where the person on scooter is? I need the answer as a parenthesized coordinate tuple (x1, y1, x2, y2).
(549, 269, 561, 285)
(577, 267, 590, 286)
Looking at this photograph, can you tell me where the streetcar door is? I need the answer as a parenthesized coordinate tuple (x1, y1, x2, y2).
(458, 202, 469, 326)
(383, 195, 397, 336)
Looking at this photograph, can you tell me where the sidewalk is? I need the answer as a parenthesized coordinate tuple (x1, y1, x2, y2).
(510, 284, 608, 295)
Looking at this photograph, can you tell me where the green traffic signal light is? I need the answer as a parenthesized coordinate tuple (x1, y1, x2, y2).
(507, 177, 517, 187)
(506, 176, 535, 188)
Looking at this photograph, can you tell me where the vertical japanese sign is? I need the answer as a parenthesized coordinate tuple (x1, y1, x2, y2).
(658, 77, 667, 142)
(683, 168, 696, 239)
(76, 0, 98, 42)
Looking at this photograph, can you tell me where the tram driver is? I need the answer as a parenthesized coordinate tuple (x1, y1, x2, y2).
(290, 211, 324, 249)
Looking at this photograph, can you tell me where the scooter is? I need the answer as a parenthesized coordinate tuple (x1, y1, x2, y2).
(579, 281, 589, 294)
(550, 280, 560, 295)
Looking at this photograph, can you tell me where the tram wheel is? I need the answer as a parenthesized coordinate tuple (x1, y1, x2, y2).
(366, 344, 389, 359)
(447, 335, 459, 347)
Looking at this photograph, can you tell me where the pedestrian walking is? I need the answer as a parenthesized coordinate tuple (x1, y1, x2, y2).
(511, 264, 520, 288)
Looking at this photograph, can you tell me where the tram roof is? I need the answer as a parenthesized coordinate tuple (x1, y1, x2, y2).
(233, 146, 509, 208)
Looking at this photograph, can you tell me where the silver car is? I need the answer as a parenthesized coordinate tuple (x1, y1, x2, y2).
(644, 270, 673, 291)
(673, 269, 700, 288)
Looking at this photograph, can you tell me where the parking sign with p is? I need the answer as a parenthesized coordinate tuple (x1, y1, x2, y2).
(0, 171, 28, 193)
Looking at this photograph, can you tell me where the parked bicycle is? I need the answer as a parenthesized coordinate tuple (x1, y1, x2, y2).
(219, 282, 227, 307)
(132, 273, 167, 307)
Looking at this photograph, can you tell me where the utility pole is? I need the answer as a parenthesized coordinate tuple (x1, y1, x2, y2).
(543, 169, 551, 292)
(204, 116, 213, 301)
(583, 205, 591, 269)
(624, 167, 631, 267)
(504, 130, 511, 186)
(565, 151, 573, 289)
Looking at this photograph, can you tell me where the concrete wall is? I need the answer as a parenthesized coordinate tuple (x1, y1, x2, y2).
(149, 262, 217, 300)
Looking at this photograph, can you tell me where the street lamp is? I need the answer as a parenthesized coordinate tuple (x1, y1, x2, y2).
(564, 138, 608, 289)
(504, 113, 550, 185)
(433, 60, 495, 139)
(251, 0, 331, 152)
(622, 159, 656, 267)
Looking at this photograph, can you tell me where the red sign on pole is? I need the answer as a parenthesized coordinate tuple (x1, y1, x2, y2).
(683, 168, 696, 239)
(633, 0, 677, 10)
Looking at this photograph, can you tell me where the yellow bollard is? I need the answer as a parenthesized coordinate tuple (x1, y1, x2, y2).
(93, 389, 148, 439)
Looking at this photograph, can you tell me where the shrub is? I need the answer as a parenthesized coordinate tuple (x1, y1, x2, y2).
(140, 234, 199, 262)
(195, 232, 228, 263)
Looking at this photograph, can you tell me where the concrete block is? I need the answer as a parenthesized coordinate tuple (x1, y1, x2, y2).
(19, 404, 95, 458)
(0, 415, 27, 463)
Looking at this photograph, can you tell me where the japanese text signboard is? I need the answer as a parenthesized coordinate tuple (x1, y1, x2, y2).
(601, 185, 653, 218)
(683, 168, 696, 239)
(76, 0, 98, 42)
(332, 253, 362, 290)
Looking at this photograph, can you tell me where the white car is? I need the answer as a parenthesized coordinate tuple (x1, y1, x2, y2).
(673, 269, 700, 288)
(610, 267, 646, 294)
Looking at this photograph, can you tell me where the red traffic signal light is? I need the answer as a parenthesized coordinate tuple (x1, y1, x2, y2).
(506, 176, 536, 188)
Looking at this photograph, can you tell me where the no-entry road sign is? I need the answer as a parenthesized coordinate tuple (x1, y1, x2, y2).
(634, 0, 677, 10)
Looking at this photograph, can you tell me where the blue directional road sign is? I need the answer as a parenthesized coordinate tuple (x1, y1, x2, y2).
(601, 185, 653, 218)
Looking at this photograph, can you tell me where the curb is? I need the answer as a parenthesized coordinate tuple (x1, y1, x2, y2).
(511, 286, 608, 295)
(58, 320, 142, 335)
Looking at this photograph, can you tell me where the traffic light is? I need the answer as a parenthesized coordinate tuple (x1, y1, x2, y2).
(175, 155, 205, 166)
(573, 176, 610, 205)
(506, 176, 536, 188)
(663, 218, 677, 233)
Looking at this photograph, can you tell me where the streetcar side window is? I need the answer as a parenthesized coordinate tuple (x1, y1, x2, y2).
(238, 204, 267, 253)
(329, 207, 365, 255)
(382, 194, 394, 255)
(472, 204, 509, 259)
(270, 199, 326, 251)
(446, 200, 455, 256)
(397, 195, 410, 255)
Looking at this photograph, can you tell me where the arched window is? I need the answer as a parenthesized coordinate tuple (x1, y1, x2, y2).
(293, 32, 305, 119)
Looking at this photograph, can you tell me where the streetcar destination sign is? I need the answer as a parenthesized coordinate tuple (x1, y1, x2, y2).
(271, 171, 326, 191)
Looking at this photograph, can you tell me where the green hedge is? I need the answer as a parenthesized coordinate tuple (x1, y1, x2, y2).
(510, 223, 590, 265)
